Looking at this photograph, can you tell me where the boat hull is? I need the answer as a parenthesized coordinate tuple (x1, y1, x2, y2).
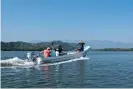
(40, 46, 90, 64)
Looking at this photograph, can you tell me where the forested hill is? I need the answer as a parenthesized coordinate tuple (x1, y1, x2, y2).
(1, 41, 77, 51)
(1, 41, 133, 51)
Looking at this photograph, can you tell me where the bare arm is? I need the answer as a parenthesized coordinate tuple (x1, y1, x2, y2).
(40, 50, 44, 54)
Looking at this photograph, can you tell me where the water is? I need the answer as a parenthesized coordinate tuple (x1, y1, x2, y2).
(1, 51, 133, 88)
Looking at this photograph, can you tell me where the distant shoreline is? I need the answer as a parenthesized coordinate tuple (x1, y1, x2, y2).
(1, 48, 133, 51)
(1, 41, 133, 51)
(91, 48, 133, 51)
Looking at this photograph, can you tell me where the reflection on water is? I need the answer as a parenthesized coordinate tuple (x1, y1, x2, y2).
(77, 60, 84, 85)
(42, 60, 86, 87)
(41, 64, 64, 87)
(44, 66, 50, 79)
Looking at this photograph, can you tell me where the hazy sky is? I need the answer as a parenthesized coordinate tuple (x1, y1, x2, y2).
(2, 0, 133, 43)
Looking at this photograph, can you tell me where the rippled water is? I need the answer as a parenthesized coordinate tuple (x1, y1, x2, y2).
(1, 51, 133, 88)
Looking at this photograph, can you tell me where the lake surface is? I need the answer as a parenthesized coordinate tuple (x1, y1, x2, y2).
(1, 51, 133, 88)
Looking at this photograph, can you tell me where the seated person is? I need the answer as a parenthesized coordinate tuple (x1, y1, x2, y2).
(55, 48, 60, 56)
(40, 47, 51, 58)
(50, 50, 56, 57)
(58, 45, 62, 53)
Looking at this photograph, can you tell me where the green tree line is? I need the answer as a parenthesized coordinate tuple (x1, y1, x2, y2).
(1, 41, 77, 51)
(1, 41, 133, 51)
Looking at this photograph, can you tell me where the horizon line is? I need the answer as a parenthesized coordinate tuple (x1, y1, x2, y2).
(1, 40, 133, 44)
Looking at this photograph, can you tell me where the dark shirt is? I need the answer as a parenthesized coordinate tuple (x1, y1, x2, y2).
(58, 45, 62, 53)
(78, 42, 85, 51)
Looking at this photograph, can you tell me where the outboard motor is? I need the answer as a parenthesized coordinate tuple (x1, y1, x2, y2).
(27, 52, 36, 62)
(27, 52, 42, 64)
(27, 52, 32, 61)
(36, 57, 42, 64)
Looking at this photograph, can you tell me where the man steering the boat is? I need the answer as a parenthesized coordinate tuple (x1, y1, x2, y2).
(77, 40, 85, 51)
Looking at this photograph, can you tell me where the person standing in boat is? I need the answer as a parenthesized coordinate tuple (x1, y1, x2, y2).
(40, 47, 51, 58)
(78, 40, 85, 51)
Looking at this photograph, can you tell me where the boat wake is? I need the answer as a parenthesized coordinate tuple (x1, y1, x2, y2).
(0, 57, 34, 68)
(0, 57, 90, 68)
(41, 57, 90, 66)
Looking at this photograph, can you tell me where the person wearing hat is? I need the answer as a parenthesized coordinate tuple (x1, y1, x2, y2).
(40, 47, 51, 58)
(77, 40, 85, 51)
